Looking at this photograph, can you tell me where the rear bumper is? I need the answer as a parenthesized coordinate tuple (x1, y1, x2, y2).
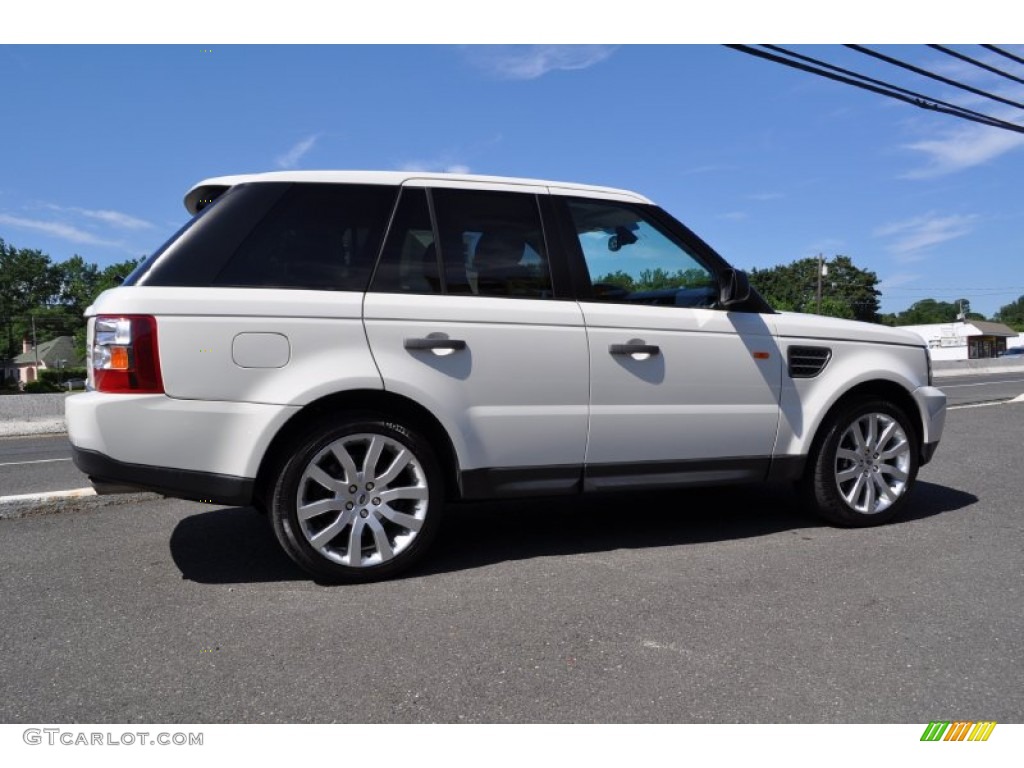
(72, 445, 253, 506)
(65, 391, 296, 479)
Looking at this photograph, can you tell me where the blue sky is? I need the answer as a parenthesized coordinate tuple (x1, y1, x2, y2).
(2, 41, 1023, 317)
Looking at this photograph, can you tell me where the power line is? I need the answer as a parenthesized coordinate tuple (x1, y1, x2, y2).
(926, 45, 1024, 87)
(760, 45, 1016, 131)
(845, 44, 1024, 112)
(724, 45, 1024, 135)
(981, 45, 1024, 67)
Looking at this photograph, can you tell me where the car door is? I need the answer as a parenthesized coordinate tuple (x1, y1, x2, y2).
(363, 183, 589, 498)
(554, 195, 783, 490)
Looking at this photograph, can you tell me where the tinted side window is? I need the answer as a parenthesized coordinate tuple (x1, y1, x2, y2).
(432, 188, 553, 299)
(214, 184, 397, 291)
(370, 188, 438, 294)
(566, 198, 717, 308)
(127, 183, 289, 287)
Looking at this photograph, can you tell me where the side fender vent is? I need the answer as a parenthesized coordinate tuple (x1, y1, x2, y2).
(788, 346, 832, 378)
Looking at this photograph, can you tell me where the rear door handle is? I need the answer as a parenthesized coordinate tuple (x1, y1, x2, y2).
(609, 342, 660, 356)
(404, 337, 467, 352)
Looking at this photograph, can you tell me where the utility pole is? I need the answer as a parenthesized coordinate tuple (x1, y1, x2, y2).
(815, 253, 825, 314)
(31, 314, 39, 378)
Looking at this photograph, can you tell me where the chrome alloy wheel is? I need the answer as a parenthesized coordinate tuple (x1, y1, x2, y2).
(834, 412, 911, 514)
(295, 433, 429, 567)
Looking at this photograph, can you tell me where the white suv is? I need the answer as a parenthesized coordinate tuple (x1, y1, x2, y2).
(67, 171, 947, 582)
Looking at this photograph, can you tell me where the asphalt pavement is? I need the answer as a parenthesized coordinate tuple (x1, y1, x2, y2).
(0, 401, 1021, 723)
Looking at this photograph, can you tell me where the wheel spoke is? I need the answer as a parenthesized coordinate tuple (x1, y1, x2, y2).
(879, 464, 908, 482)
(836, 466, 861, 482)
(345, 516, 366, 566)
(330, 443, 360, 485)
(378, 504, 424, 532)
(307, 465, 341, 493)
(881, 439, 909, 460)
(375, 449, 413, 486)
(366, 515, 395, 561)
(876, 420, 898, 451)
(844, 474, 867, 506)
(308, 511, 352, 551)
(865, 415, 879, 451)
(837, 448, 861, 463)
(362, 436, 385, 479)
(379, 485, 428, 503)
(873, 473, 897, 503)
(298, 497, 343, 521)
(863, 475, 877, 511)
(852, 421, 868, 452)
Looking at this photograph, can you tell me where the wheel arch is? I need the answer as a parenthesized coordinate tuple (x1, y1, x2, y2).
(804, 379, 924, 474)
(252, 389, 463, 510)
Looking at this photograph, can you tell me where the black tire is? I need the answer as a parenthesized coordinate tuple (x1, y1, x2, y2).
(801, 398, 919, 527)
(269, 413, 444, 583)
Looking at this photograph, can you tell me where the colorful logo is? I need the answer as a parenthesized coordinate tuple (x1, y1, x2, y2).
(921, 721, 997, 742)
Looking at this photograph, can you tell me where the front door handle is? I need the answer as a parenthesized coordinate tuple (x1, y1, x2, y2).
(610, 342, 660, 356)
(404, 337, 467, 352)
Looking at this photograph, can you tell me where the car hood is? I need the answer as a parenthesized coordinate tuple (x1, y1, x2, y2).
(771, 311, 925, 347)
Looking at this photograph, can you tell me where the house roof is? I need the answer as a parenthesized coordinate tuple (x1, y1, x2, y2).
(13, 335, 86, 367)
(969, 320, 1018, 337)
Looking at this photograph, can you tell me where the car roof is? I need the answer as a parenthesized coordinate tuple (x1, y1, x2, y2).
(184, 170, 654, 214)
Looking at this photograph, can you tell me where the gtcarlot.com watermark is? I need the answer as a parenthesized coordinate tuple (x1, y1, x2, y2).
(23, 728, 203, 747)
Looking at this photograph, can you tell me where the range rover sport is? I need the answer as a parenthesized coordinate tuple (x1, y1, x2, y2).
(67, 171, 947, 582)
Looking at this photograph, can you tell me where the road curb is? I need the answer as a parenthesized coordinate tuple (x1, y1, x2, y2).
(0, 487, 164, 519)
(0, 418, 67, 438)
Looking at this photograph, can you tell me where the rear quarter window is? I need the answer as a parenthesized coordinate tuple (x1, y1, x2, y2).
(214, 183, 397, 291)
(127, 182, 398, 291)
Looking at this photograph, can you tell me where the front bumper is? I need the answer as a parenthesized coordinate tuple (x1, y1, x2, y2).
(912, 385, 947, 465)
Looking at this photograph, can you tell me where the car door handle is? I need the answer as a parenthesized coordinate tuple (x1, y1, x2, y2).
(609, 342, 660, 356)
(404, 337, 467, 352)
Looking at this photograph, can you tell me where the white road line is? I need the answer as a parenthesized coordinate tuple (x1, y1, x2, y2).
(942, 378, 1024, 388)
(0, 458, 73, 467)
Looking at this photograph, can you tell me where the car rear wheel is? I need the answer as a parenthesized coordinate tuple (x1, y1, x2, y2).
(269, 414, 443, 583)
(802, 399, 919, 526)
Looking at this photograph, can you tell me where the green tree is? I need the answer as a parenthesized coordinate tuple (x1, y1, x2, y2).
(995, 294, 1024, 331)
(0, 238, 62, 361)
(594, 267, 713, 293)
(748, 255, 881, 322)
(54, 256, 144, 357)
(881, 298, 986, 327)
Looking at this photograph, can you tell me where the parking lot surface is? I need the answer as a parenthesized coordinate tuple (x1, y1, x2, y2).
(1, 403, 1021, 723)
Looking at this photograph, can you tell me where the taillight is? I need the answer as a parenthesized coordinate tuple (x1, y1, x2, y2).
(91, 315, 164, 394)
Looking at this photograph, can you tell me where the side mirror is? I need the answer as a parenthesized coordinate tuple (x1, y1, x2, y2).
(718, 268, 751, 308)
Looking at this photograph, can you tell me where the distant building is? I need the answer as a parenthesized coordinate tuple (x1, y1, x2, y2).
(899, 320, 1019, 361)
(12, 336, 86, 386)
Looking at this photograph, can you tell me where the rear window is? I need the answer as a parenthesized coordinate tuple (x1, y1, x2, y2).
(127, 182, 398, 291)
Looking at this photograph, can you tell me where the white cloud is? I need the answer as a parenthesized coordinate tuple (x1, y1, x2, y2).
(44, 204, 152, 230)
(717, 211, 747, 221)
(747, 192, 784, 201)
(679, 164, 732, 176)
(276, 134, 320, 169)
(398, 160, 471, 174)
(901, 123, 1024, 179)
(468, 45, 616, 80)
(878, 272, 922, 291)
(874, 212, 977, 259)
(0, 213, 121, 247)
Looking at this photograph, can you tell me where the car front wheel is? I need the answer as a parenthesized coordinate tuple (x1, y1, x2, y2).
(802, 399, 919, 527)
(269, 415, 443, 583)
